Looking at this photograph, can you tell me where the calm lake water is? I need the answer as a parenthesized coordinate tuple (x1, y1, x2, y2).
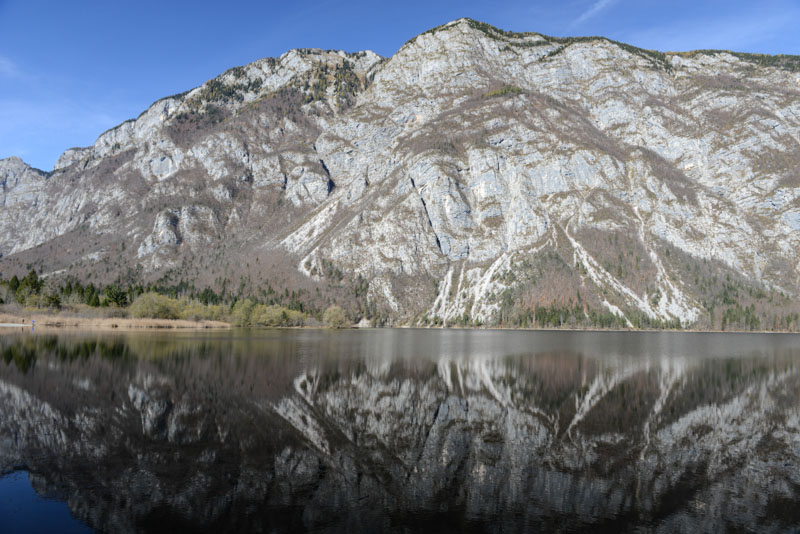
(2, 328, 800, 533)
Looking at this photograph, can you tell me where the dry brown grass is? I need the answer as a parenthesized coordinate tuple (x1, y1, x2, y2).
(0, 312, 230, 331)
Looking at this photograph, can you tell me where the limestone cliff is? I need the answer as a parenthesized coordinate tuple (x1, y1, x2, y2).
(3, 19, 800, 327)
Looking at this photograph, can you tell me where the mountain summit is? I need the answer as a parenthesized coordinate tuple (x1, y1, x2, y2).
(3, 18, 800, 329)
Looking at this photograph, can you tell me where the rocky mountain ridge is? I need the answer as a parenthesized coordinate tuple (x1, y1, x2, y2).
(3, 18, 800, 328)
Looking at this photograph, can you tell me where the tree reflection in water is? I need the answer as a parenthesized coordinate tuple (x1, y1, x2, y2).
(1, 329, 800, 532)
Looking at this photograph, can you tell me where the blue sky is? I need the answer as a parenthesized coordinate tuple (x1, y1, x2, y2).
(1, 0, 798, 171)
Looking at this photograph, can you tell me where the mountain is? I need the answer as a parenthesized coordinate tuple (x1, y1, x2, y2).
(3, 18, 800, 329)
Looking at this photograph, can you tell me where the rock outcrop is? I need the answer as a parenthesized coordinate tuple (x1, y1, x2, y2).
(3, 19, 800, 327)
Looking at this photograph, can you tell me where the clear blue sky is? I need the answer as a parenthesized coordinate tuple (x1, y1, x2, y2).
(1, 0, 798, 171)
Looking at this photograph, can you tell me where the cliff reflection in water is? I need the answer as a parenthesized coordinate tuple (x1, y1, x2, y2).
(2, 329, 800, 532)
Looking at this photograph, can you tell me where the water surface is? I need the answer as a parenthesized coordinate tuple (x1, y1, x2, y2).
(0, 470, 92, 533)
(1, 328, 800, 532)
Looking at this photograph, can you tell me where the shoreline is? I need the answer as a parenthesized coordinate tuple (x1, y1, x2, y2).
(0, 311, 796, 335)
(0, 312, 230, 331)
(391, 325, 800, 335)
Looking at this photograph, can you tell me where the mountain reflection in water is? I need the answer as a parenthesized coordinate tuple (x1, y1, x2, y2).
(1, 329, 800, 533)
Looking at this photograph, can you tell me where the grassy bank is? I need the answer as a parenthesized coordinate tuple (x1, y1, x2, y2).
(0, 312, 229, 331)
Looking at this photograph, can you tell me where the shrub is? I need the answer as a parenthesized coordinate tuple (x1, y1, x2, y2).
(24, 294, 43, 308)
(253, 305, 288, 326)
(485, 85, 524, 98)
(230, 298, 257, 326)
(179, 300, 224, 321)
(244, 304, 306, 327)
(130, 292, 181, 320)
(323, 305, 348, 329)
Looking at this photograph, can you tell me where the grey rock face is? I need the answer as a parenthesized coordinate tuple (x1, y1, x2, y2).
(2, 18, 800, 327)
(0, 157, 50, 256)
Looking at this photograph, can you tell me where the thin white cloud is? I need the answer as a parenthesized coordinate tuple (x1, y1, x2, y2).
(620, 9, 799, 53)
(572, 0, 620, 27)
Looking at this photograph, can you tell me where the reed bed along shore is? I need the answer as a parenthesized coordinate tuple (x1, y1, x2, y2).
(0, 312, 230, 331)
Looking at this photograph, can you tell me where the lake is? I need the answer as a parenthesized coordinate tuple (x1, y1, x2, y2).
(1, 328, 800, 532)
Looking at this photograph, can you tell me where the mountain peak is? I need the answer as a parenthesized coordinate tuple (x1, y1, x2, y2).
(0, 156, 41, 176)
(402, 17, 547, 49)
(2, 20, 800, 330)
(404, 18, 800, 75)
(0, 155, 26, 166)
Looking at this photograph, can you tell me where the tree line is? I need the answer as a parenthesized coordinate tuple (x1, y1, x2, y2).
(0, 269, 351, 328)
